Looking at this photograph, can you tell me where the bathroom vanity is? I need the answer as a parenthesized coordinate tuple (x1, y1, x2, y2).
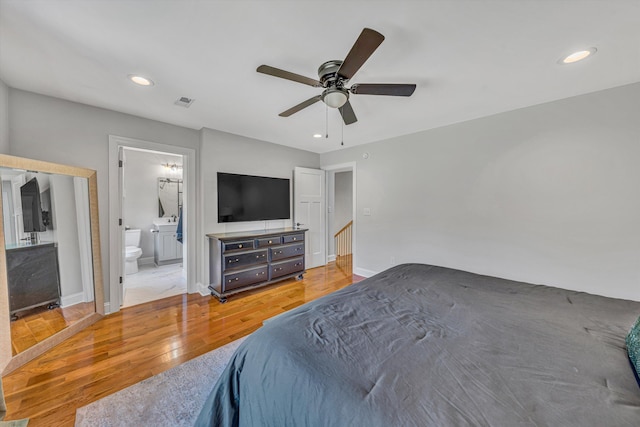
(152, 220, 183, 266)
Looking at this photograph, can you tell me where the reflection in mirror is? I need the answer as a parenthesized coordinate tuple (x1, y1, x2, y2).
(1, 167, 95, 356)
(158, 177, 182, 218)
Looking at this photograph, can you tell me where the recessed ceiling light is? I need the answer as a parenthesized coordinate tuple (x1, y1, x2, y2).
(559, 47, 597, 64)
(128, 74, 154, 86)
(313, 134, 323, 138)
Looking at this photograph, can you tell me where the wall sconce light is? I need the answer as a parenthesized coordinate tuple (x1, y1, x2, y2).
(162, 163, 183, 172)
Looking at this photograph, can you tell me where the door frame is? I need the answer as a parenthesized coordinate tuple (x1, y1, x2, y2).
(322, 162, 357, 268)
(108, 135, 196, 313)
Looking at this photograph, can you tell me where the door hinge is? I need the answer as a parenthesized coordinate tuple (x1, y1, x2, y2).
(119, 276, 123, 284)
(119, 218, 122, 226)
(118, 160, 123, 167)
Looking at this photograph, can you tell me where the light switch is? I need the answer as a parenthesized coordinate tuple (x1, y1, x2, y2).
(363, 208, 371, 216)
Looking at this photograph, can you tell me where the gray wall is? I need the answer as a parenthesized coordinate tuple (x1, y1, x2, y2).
(321, 82, 640, 301)
(7, 89, 201, 304)
(334, 171, 353, 234)
(0, 79, 8, 153)
(49, 174, 83, 300)
(199, 128, 319, 284)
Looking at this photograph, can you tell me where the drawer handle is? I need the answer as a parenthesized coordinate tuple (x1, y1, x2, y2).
(295, 263, 302, 267)
(228, 277, 239, 283)
(295, 247, 302, 251)
(275, 250, 283, 255)
(275, 267, 283, 272)
(256, 271, 265, 276)
(293, 237, 297, 241)
(256, 254, 265, 259)
(238, 244, 243, 248)
(228, 258, 240, 263)
(268, 240, 272, 244)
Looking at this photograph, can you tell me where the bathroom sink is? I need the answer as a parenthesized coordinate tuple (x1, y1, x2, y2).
(152, 220, 177, 232)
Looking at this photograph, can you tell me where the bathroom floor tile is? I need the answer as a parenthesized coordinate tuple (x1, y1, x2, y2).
(122, 264, 187, 308)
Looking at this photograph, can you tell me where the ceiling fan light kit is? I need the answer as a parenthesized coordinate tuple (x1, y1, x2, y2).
(322, 87, 348, 108)
(257, 27, 417, 126)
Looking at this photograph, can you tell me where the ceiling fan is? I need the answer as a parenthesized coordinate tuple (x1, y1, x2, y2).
(257, 28, 416, 125)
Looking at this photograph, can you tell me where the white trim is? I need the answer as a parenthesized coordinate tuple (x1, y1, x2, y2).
(108, 135, 197, 313)
(354, 267, 377, 278)
(104, 302, 111, 315)
(197, 282, 209, 297)
(328, 254, 336, 262)
(321, 162, 357, 274)
(60, 292, 85, 308)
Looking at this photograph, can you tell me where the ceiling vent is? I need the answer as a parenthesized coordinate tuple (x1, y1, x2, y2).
(174, 97, 195, 108)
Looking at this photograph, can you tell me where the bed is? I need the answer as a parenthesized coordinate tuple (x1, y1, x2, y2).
(196, 263, 640, 426)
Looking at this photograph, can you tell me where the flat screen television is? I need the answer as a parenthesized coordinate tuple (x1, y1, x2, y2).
(20, 177, 46, 232)
(217, 172, 290, 223)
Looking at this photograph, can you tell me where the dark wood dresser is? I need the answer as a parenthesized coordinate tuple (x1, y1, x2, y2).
(6, 241, 61, 318)
(207, 228, 307, 303)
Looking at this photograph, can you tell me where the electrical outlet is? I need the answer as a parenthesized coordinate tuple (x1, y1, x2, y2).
(363, 207, 371, 216)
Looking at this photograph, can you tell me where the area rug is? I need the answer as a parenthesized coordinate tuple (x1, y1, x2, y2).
(75, 337, 246, 426)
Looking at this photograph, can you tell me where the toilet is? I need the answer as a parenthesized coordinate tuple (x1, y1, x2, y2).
(125, 229, 143, 274)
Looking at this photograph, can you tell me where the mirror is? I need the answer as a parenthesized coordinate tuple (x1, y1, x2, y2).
(158, 177, 182, 218)
(0, 154, 103, 374)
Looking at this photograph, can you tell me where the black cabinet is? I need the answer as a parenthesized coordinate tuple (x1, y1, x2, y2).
(6, 242, 61, 316)
(207, 228, 307, 303)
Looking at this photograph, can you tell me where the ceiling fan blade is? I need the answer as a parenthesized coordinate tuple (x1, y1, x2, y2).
(350, 83, 416, 96)
(279, 95, 322, 117)
(337, 28, 385, 80)
(339, 101, 358, 125)
(257, 65, 322, 88)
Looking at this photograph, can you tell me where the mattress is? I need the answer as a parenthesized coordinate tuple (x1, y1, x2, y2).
(196, 263, 640, 426)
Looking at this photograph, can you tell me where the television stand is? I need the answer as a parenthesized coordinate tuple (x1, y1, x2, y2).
(206, 228, 307, 303)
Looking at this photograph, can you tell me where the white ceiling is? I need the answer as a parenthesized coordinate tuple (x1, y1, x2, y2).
(1, 1, 639, 154)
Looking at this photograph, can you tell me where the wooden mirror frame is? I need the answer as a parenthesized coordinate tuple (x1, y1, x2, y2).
(0, 154, 104, 374)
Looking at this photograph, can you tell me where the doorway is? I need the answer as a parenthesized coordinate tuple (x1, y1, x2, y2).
(323, 162, 356, 273)
(120, 147, 186, 307)
(108, 136, 196, 313)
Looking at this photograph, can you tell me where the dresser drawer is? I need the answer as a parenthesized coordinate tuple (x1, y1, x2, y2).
(223, 240, 254, 252)
(283, 233, 304, 244)
(270, 257, 304, 280)
(223, 266, 268, 292)
(223, 249, 268, 270)
(256, 236, 282, 247)
(270, 243, 305, 261)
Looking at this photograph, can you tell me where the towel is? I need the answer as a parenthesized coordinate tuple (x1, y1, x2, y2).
(176, 207, 183, 243)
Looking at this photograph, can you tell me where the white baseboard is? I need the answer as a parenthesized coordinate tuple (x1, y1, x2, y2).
(139, 257, 154, 266)
(328, 254, 336, 262)
(104, 302, 111, 314)
(60, 292, 85, 308)
(197, 282, 210, 296)
(354, 267, 378, 278)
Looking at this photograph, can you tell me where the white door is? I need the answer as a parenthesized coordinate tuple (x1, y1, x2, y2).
(294, 167, 326, 269)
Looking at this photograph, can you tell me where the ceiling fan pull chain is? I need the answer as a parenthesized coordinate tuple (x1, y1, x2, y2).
(325, 104, 329, 138)
(341, 117, 344, 146)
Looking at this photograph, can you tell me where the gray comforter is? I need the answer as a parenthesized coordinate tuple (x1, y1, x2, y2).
(196, 263, 640, 426)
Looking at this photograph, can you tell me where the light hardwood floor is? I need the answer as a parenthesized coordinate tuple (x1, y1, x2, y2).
(2, 259, 361, 426)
